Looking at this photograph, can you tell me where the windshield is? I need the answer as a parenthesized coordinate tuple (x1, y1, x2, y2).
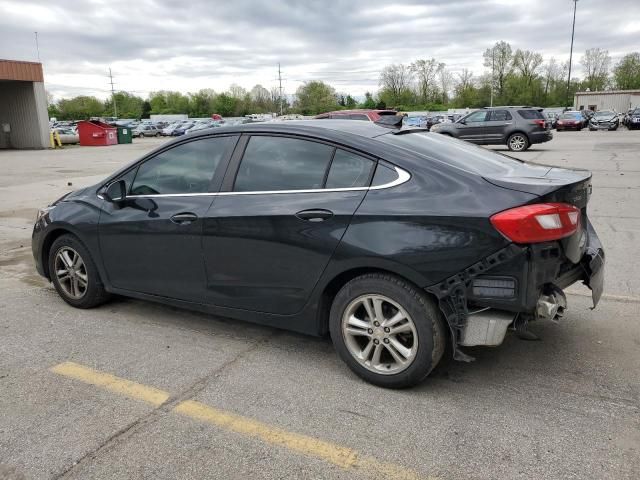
(378, 131, 526, 175)
(560, 113, 581, 119)
(594, 111, 614, 117)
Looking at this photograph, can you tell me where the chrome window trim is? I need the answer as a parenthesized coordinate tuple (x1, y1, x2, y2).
(111, 166, 410, 199)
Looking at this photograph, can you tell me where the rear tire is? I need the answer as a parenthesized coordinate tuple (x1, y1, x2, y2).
(507, 133, 529, 151)
(49, 234, 110, 309)
(329, 273, 446, 388)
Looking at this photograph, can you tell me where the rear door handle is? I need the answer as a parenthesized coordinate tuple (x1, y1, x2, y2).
(170, 212, 198, 225)
(295, 209, 334, 222)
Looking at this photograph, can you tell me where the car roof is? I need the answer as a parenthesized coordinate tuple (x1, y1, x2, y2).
(187, 120, 396, 140)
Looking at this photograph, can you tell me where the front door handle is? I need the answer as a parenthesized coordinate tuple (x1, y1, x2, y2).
(295, 209, 334, 222)
(170, 212, 198, 225)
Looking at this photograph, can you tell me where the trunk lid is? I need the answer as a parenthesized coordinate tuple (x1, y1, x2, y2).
(484, 164, 593, 263)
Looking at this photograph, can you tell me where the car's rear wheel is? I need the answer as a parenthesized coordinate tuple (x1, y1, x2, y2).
(49, 234, 110, 309)
(329, 273, 446, 388)
(507, 133, 529, 151)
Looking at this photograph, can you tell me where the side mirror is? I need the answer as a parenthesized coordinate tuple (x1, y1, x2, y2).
(103, 180, 126, 203)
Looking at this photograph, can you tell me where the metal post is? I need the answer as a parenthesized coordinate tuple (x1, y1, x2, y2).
(34, 32, 40, 62)
(490, 48, 494, 107)
(108, 68, 117, 118)
(278, 63, 284, 116)
(566, 0, 578, 108)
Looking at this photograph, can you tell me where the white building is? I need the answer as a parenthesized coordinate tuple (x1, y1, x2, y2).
(574, 90, 640, 113)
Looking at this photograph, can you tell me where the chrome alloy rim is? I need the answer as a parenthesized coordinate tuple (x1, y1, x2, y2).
(341, 294, 418, 375)
(54, 247, 88, 299)
(509, 135, 527, 151)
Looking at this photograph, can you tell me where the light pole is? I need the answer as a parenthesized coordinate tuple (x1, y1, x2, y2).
(566, 0, 578, 109)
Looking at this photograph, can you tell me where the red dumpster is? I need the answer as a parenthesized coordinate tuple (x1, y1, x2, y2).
(77, 120, 118, 146)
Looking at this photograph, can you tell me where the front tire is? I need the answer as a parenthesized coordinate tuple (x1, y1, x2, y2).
(49, 234, 110, 309)
(329, 273, 446, 388)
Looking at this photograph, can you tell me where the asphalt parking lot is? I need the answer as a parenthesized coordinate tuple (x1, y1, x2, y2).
(1, 131, 639, 479)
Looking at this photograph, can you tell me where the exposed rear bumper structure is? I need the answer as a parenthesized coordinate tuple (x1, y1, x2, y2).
(426, 220, 605, 359)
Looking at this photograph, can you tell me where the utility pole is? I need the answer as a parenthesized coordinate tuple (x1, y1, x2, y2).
(490, 48, 495, 107)
(566, 0, 579, 109)
(277, 63, 284, 116)
(108, 67, 117, 118)
(34, 31, 40, 62)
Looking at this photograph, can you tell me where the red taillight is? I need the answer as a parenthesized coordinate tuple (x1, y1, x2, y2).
(532, 119, 546, 128)
(490, 203, 581, 243)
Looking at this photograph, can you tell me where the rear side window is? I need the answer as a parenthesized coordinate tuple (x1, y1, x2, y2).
(490, 110, 512, 121)
(130, 136, 236, 195)
(371, 164, 399, 186)
(350, 114, 370, 121)
(325, 150, 374, 188)
(378, 131, 526, 175)
(518, 109, 545, 120)
(234, 136, 334, 191)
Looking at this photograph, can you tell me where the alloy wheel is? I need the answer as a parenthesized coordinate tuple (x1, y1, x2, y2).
(54, 247, 88, 299)
(341, 294, 418, 375)
(509, 134, 527, 151)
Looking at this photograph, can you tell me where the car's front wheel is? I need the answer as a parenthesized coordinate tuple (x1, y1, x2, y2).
(49, 234, 110, 309)
(329, 273, 446, 388)
(507, 133, 529, 151)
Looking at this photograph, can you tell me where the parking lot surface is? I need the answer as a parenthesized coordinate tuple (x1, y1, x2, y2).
(1, 132, 639, 479)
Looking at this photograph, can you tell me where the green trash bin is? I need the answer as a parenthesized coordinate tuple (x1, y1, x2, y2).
(116, 126, 133, 144)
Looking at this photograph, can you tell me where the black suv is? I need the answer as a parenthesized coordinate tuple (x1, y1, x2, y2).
(430, 107, 552, 151)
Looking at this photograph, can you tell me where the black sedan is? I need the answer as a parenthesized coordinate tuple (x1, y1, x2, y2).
(32, 121, 605, 388)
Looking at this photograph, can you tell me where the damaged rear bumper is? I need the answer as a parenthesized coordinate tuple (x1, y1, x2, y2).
(426, 220, 605, 358)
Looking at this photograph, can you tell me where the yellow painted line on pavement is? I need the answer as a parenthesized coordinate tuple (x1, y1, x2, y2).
(50, 361, 170, 406)
(50, 362, 428, 479)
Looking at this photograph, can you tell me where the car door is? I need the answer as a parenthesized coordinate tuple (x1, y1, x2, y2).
(457, 110, 490, 142)
(98, 134, 239, 301)
(201, 134, 375, 315)
(484, 109, 514, 143)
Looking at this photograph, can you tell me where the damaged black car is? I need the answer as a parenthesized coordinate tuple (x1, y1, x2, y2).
(32, 120, 605, 388)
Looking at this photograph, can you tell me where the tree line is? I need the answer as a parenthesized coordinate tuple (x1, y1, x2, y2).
(48, 43, 640, 120)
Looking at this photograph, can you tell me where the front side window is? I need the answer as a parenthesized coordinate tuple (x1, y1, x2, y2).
(130, 136, 237, 195)
(325, 150, 374, 188)
(465, 111, 489, 123)
(234, 136, 334, 192)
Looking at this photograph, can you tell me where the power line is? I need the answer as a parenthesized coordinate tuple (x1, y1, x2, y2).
(34, 31, 40, 62)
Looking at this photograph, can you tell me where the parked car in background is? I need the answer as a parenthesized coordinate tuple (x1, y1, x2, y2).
(404, 116, 429, 128)
(52, 128, 79, 144)
(589, 111, 619, 131)
(315, 109, 398, 122)
(171, 122, 195, 136)
(626, 108, 640, 130)
(545, 112, 559, 129)
(186, 121, 219, 134)
(32, 120, 604, 388)
(431, 107, 552, 151)
(133, 125, 161, 137)
(556, 112, 585, 131)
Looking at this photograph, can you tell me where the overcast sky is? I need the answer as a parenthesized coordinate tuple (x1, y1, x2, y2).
(1, 0, 639, 100)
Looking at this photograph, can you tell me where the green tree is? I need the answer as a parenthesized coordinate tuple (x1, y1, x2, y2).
(613, 52, 640, 90)
(345, 95, 357, 109)
(581, 48, 611, 91)
(483, 41, 513, 100)
(104, 91, 144, 118)
(56, 96, 105, 120)
(148, 91, 189, 114)
(141, 101, 151, 119)
(212, 93, 238, 117)
(362, 92, 376, 109)
(188, 89, 216, 117)
(294, 81, 339, 115)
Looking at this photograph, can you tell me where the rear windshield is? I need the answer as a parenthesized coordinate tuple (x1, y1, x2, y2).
(378, 131, 525, 175)
(518, 109, 545, 119)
